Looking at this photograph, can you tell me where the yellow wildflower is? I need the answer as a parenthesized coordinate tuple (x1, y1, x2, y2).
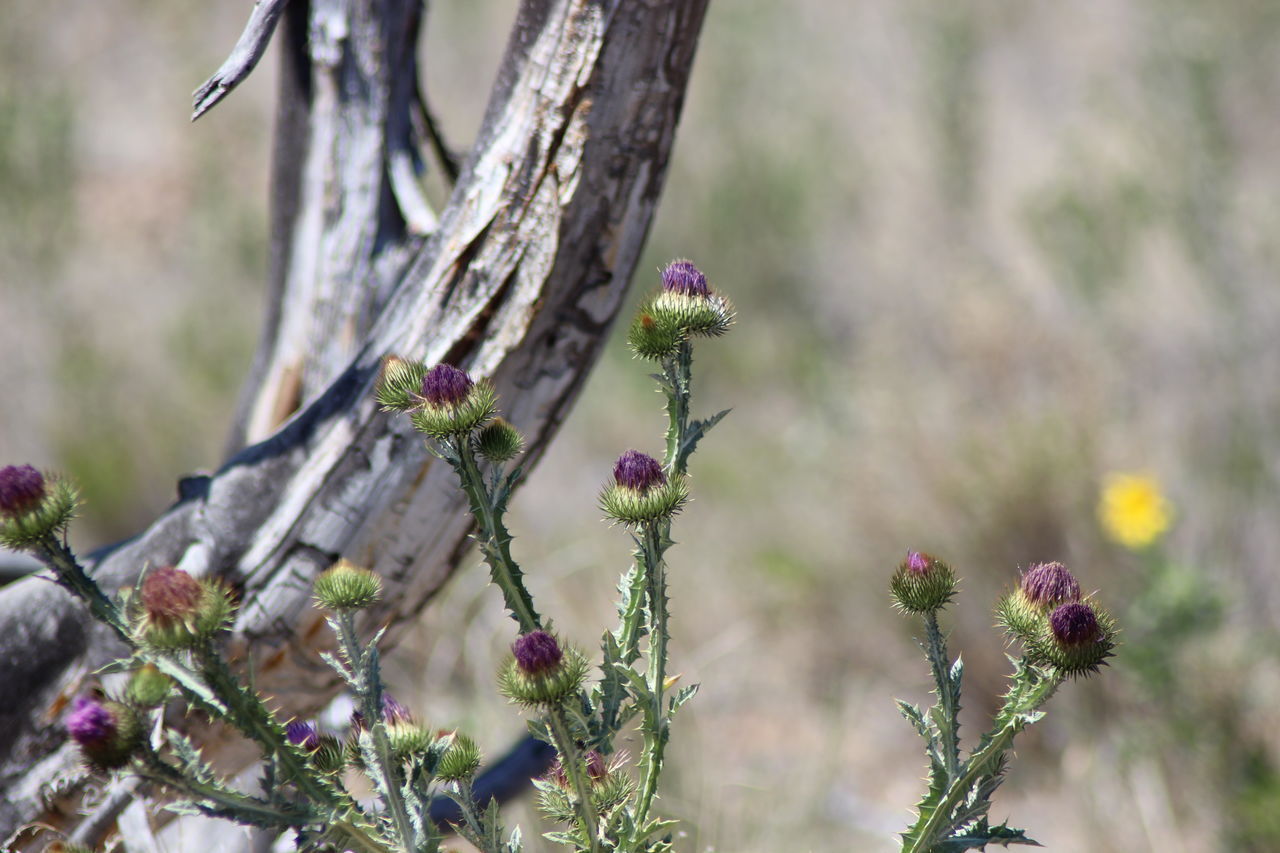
(1098, 472, 1172, 550)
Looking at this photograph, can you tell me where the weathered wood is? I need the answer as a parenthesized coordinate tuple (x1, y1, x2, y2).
(0, 0, 709, 845)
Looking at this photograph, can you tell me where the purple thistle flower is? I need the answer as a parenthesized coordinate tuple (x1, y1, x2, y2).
(512, 630, 563, 676)
(0, 464, 46, 518)
(1049, 602, 1101, 647)
(661, 260, 710, 297)
(905, 551, 931, 576)
(585, 750, 609, 781)
(1020, 562, 1081, 607)
(382, 694, 412, 724)
(420, 364, 474, 407)
(67, 696, 116, 746)
(613, 450, 667, 493)
(286, 720, 320, 749)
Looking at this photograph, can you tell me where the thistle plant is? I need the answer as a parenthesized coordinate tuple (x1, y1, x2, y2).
(892, 554, 1118, 851)
(3, 258, 731, 853)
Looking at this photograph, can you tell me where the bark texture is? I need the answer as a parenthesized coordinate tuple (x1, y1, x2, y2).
(0, 0, 710, 845)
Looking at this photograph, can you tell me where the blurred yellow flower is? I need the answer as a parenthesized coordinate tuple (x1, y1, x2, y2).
(1098, 472, 1172, 550)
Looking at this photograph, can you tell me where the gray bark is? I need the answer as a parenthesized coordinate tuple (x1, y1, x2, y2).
(0, 0, 709, 846)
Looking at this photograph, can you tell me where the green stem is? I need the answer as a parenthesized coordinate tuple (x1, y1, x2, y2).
(546, 705, 602, 853)
(633, 523, 670, 831)
(663, 342, 695, 475)
(335, 612, 417, 853)
(904, 668, 1062, 853)
(36, 538, 130, 643)
(922, 611, 960, 781)
(136, 746, 315, 830)
(451, 439, 541, 633)
(453, 778, 504, 853)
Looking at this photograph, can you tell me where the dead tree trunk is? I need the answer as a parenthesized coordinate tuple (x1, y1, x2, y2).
(0, 0, 710, 845)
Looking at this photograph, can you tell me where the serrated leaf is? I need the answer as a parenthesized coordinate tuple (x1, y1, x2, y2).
(669, 683, 699, 714)
(149, 655, 227, 715)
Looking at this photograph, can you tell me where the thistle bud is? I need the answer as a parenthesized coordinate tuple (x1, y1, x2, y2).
(599, 450, 687, 526)
(66, 696, 142, 770)
(627, 310, 684, 360)
(499, 631, 588, 708)
(538, 750, 633, 821)
(475, 418, 525, 462)
(376, 355, 428, 412)
(135, 566, 234, 651)
(889, 551, 958, 614)
(125, 664, 172, 708)
(313, 560, 383, 611)
(311, 735, 347, 773)
(996, 561, 1083, 646)
(0, 465, 78, 550)
(645, 259, 735, 339)
(409, 364, 497, 439)
(1027, 600, 1117, 677)
(435, 732, 482, 782)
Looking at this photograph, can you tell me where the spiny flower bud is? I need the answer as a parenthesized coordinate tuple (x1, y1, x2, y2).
(0, 465, 78, 550)
(646, 259, 735, 339)
(376, 355, 428, 412)
(1028, 600, 1117, 678)
(409, 364, 497, 440)
(499, 632, 588, 708)
(599, 450, 687, 526)
(313, 560, 382, 611)
(434, 732, 482, 782)
(286, 720, 321, 750)
(475, 418, 524, 462)
(66, 696, 142, 771)
(538, 750, 634, 822)
(889, 551, 958, 614)
(125, 664, 172, 708)
(135, 566, 234, 651)
(996, 561, 1084, 647)
(311, 735, 346, 773)
(627, 310, 684, 360)
(351, 694, 412, 731)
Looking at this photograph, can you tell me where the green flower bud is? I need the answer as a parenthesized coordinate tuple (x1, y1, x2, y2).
(537, 751, 633, 821)
(310, 735, 347, 773)
(125, 664, 172, 708)
(499, 631, 589, 708)
(375, 355, 428, 412)
(474, 418, 525, 462)
(627, 310, 684, 360)
(313, 560, 383, 611)
(386, 720, 434, 760)
(409, 365, 497, 440)
(0, 466, 78, 550)
(435, 732, 482, 782)
(599, 450, 687, 526)
(889, 551, 958, 614)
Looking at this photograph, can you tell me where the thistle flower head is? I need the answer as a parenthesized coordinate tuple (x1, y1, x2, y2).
(890, 551, 958, 614)
(435, 732, 482, 782)
(376, 355, 428, 412)
(140, 566, 203, 626)
(125, 664, 171, 708)
(0, 465, 45, 518)
(1019, 561, 1081, 608)
(421, 363, 474, 407)
(475, 418, 524, 462)
(613, 450, 666, 493)
(286, 720, 320, 750)
(66, 696, 115, 746)
(1049, 602, 1101, 646)
(134, 566, 234, 650)
(513, 630, 563, 676)
(500, 632, 588, 708)
(66, 696, 142, 770)
(661, 259, 711, 297)
(351, 694, 413, 731)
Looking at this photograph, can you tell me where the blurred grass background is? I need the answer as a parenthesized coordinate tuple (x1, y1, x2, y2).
(3, 1, 1280, 850)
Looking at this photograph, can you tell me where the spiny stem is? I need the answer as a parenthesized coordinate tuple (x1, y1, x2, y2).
(922, 610, 960, 780)
(451, 778, 499, 852)
(634, 523, 670, 830)
(335, 611, 417, 853)
(904, 666, 1062, 853)
(35, 537, 130, 642)
(450, 438, 541, 633)
(546, 705, 602, 853)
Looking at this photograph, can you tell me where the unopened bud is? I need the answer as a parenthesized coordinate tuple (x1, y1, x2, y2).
(0, 465, 77, 550)
(890, 551, 958, 614)
(313, 560, 383, 611)
(600, 450, 687, 526)
(409, 364, 497, 439)
(500, 632, 588, 708)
